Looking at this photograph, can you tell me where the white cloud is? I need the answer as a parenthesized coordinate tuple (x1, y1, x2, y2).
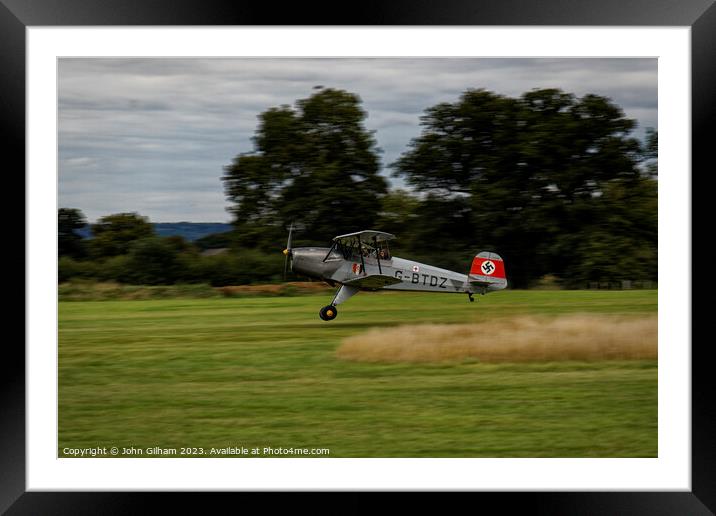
(59, 58, 657, 222)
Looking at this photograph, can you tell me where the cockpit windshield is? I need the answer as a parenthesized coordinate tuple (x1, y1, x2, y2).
(331, 239, 391, 261)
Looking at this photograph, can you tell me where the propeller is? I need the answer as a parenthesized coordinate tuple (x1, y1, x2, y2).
(283, 222, 294, 280)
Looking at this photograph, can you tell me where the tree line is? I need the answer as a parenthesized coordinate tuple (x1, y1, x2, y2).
(58, 211, 283, 286)
(60, 86, 657, 288)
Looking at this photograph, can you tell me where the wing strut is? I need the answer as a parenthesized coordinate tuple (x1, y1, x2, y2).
(322, 242, 336, 262)
(357, 234, 366, 275)
(331, 284, 359, 306)
(373, 236, 382, 274)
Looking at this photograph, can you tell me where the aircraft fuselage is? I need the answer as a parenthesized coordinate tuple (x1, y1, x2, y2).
(290, 247, 500, 295)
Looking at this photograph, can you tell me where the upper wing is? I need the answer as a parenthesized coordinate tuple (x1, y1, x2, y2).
(342, 274, 402, 289)
(333, 230, 395, 243)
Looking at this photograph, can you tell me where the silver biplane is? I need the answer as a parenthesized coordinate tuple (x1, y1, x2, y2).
(283, 227, 507, 321)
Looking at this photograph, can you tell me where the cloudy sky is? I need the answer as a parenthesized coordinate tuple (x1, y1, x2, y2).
(58, 58, 657, 223)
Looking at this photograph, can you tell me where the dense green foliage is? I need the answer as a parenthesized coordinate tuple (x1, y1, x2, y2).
(222, 87, 388, 249)
(391, 88, 656, 287)
(58, 209, 284, 286)
(58, 208, 87, 259)
(89, 212, 155, 259)
(60, 87, 656, 288)
(59, 244, 286, 287)
(59, 290, 657, 457)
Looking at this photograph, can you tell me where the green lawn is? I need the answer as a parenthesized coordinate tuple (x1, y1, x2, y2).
(58, 289, 657, 457)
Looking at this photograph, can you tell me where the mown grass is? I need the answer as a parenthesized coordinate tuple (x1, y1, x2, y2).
(58, 289, 657, 457)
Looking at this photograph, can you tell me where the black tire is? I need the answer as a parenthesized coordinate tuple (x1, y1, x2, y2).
(319, 305, 338, 321)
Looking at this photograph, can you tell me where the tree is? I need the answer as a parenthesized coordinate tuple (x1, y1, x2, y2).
(641, 127, 658, 178)
(123, 237, 184, 285)
(392, 88, 654, 288)
(194, 230, 236, 251)
(223, 88, 388, 248)
(375, 189, 420, 242)
(58, 208, 87, 259)
(89, 212, 155, 259)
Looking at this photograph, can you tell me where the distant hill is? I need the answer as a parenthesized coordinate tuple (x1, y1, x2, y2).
(77, 222, 233, 242)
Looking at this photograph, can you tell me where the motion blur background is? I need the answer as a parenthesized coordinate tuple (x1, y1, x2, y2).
(57, 58, 658, 458)
(58, 58, 657, 291)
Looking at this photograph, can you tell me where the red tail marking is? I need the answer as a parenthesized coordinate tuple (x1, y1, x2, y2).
(470, 257, 506, 278)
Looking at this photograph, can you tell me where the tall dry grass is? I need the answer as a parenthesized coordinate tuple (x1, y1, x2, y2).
(336, 314, 657, 363)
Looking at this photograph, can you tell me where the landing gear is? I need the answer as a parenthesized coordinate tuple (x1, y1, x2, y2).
(319, 305, 338, 321)
(320, 285, 357, 320)
(468, 293, 475, 302)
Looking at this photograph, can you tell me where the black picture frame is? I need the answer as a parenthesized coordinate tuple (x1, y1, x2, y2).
(4, 0, 711, 513)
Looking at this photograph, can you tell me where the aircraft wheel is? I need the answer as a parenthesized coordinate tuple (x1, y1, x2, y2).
(319, 305, 338, 321)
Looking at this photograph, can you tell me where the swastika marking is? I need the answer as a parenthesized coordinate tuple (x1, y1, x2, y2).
(481, 260, 495, 275)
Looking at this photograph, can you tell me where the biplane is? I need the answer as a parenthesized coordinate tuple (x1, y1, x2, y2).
(283, 228, 507, 321)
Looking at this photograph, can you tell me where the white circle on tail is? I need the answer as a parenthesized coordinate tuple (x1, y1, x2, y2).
(481, 260, 496, 275)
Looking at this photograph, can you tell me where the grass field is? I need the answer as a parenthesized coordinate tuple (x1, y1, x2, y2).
(58, 289, 657, 458)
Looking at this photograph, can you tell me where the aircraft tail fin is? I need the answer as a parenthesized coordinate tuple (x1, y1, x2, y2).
(469, 251, 507, 290)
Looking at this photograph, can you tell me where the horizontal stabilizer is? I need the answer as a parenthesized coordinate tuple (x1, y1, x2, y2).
(343, 274, 402, 290)
(469, 278, 507, 287)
